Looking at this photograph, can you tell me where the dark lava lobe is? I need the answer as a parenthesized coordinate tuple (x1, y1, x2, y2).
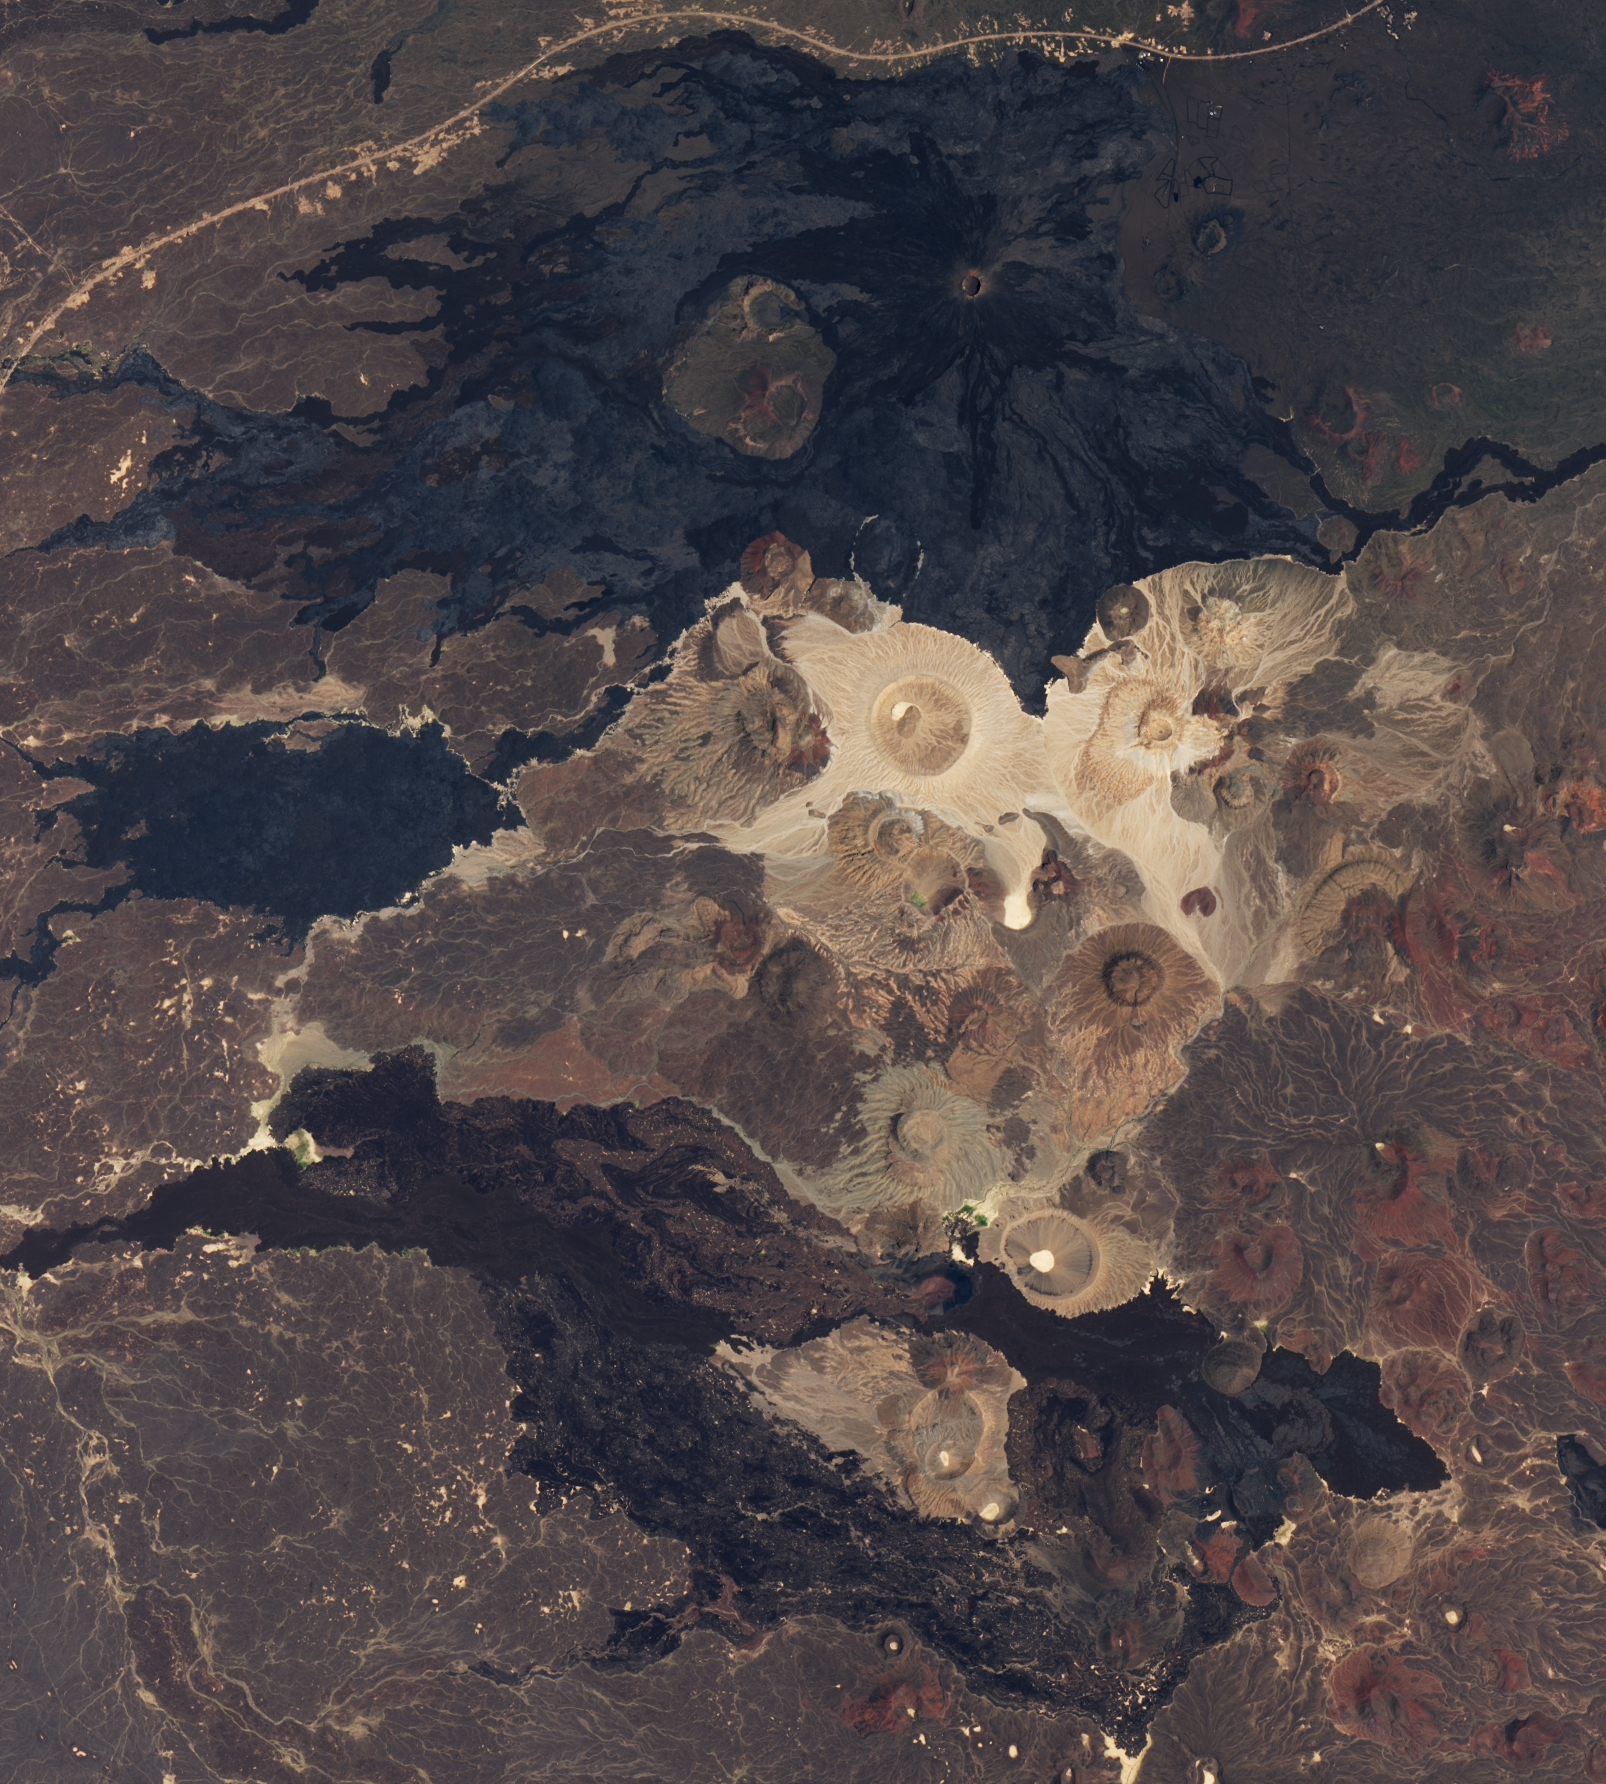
(1, 1048, 1454, 1742)
(50, 720, 516, 937)
(48, 40, 1324, 707)
(4, 1047, 919, 1349)
(5, 1061, 1253, 1735)
(1558, 1434, 1606, 1529)
(948, 1268, 1445, 1506)
(145, 0, 321, 43)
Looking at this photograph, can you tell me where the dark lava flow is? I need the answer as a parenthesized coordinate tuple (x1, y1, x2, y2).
(39, 719, 516, 938)
(0, 1127, 1252, 1735)
(949, 1265, 1445, 1501)
(21, 39, 1599, 716)
(2, 1048, 1450, 1736)
(1312, 430, 1606, 564)
(145, 0, 322, 45)
(1558, 1434, 1606, 1529)
(28, 39, 1328, 709)
(0, 873, 133, 990)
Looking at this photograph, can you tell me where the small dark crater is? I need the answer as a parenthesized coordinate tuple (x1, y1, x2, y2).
(1200, 1337, 1263, 1397)
(1085, 1149, 1128, 1192)
(1191, 208, 1242, 258)
(1461, 1308, 1525, 1383)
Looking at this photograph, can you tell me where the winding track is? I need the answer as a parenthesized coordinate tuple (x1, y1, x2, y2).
(1, 0, 1393, 397)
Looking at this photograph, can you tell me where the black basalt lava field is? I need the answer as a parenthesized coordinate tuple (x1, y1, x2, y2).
(4, 1, 1606, 1780)
(32, 40, 1339, 704)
